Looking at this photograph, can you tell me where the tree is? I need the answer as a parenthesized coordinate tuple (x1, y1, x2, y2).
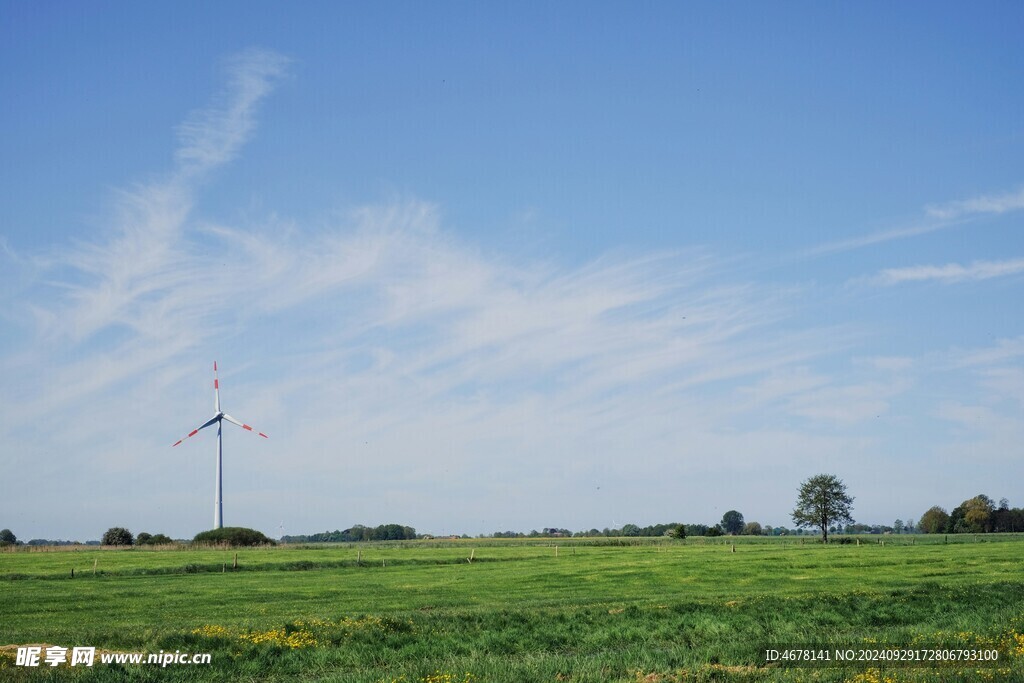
(791, 474, 854, 543)
(102, 527, 134, 546)
(893, 519, 905, 534)
(992, 501, 1019, 533)
(721, 510, 744, 535)
(0, 529, 16, 545)
(963, 495, 994, 532)
(921, 507, 950, 532)
(742, 521, 762, 536)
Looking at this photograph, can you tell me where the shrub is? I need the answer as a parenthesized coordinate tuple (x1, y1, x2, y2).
(102, 527, 134, 546)
(137, 533, 174, 546)
(193, 527, 275, 547)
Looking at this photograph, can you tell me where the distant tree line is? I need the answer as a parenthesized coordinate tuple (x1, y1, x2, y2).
(8, 488, 1021, 546)
(97, 528, 178, 546)
(281, 523, 417, 543)
(492, 524, 687, 539)
(840, 523, 906, 535)
(1, 529, 94, 547)
(918, 495, 1023, 534)
(488, 519, 777, 539)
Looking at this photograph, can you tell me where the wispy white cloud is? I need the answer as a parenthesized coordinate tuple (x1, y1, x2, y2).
(870, 258, 1024, 286)
(787, 380, 905, 423)
(2, 48, 292, 433)
(803, 221, 950, 257)
(805, 185, 1024, 257)
(175, 48, 290, 175)
(32, 50, 289, 344)
(925, 337, 1024, 470)
(934, 401, 1024, 465)
(925, 186, 1024, 222)
(736, 366, 907, 423)
(859, 356, 914, 372)
(957, 336, 1024, 368)
(975, 366, 1024, 407)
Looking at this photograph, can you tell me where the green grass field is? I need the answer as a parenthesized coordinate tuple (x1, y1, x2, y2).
(2, 536, 1023, 682)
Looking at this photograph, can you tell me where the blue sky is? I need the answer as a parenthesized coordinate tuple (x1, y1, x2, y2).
(1, 3, 1022, 540)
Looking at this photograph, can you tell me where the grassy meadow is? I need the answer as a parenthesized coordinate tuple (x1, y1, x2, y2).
(2, 536, 1024, 682)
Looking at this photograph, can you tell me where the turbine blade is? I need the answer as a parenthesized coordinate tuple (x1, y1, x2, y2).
(222, 413, 269, 439)
(213, 361, 221, 413)
(171, 414, 221, 447)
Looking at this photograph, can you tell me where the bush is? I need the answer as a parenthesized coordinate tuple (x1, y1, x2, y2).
(136, 533, 174, 546)
(102, 527, 134, 546)
(193, 527, 275, 547)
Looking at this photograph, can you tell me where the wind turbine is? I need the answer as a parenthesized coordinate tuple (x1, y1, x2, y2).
(172, 362, 268, 529)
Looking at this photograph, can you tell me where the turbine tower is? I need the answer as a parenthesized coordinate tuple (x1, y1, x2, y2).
(172, 362, 268, 529)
